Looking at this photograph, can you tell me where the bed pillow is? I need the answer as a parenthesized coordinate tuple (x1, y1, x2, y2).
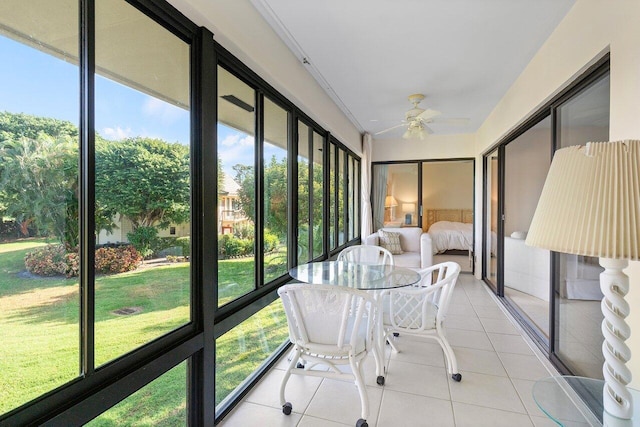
(378, 230, 403, 255)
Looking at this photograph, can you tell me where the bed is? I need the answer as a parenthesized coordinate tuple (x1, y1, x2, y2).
(425, 209, 474, 254)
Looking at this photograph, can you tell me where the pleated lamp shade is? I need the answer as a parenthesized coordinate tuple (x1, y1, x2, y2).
(526, 140, 640, 260)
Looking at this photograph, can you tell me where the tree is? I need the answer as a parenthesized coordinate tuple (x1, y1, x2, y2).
(95, 137, 190, 230)
(0, 111, 77, 142)
(0, 135, 79, 246)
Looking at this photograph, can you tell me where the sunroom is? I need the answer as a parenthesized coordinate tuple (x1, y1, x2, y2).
(1, 1, 639, 426)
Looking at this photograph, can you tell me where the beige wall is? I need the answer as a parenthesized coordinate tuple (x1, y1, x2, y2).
(421, 160, 473, 211)
(472, 0, 640, 385)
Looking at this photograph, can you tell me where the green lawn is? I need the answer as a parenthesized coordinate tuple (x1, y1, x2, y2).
(0, 240, 289, 423)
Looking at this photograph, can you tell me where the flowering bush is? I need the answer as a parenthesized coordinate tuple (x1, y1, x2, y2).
(95, 246, 142, 274)
(25, 244, 141, 277)
(25, 244, 68, 276)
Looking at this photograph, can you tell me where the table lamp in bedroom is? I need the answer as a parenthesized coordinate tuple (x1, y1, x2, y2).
(526, 140, 640, 423)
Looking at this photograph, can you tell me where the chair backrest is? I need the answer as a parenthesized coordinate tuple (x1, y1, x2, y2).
(337, 245, 394, 266)
(278, 284, 377, 355)
(382, 262, 461, 330)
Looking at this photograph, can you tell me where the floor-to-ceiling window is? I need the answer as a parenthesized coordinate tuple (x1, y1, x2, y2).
(503, 116, 552, 339)
(0, 1, 361, 424)
(483, 58, 609, 376)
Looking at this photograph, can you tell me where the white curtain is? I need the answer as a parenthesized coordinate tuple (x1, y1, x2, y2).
(360, 133, 373, 238)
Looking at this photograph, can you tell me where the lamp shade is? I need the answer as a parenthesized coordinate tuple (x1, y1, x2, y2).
(525, 140, 640, 260)
(384, 195, 398, 208)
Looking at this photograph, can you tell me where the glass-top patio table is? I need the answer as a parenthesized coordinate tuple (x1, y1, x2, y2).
(289, 260, 421, 290)
(289, 260, 421, 385)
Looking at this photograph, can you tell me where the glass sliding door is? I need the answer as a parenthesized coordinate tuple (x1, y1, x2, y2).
(371, 163, 418, 232)
(554, 73, 609, 378)
(503, 117, 551, 338)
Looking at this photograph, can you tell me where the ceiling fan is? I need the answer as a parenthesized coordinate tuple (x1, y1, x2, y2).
(375, 94, 469, 140)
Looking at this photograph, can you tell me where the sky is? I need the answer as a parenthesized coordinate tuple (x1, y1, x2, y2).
(0, 35, 285, 179)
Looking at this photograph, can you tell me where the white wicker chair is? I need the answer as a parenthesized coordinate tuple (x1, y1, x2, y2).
(278, 283, 378, 427)
(380, 261, 463, 382)
(337, 244, 394, 266)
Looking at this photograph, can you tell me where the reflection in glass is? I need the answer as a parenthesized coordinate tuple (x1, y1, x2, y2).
(215, 299, 288, 407)
(372, 163, 418, 232)
(87, 361, 187, 426)
(94, 0, 191, 366)
(263, 98, 288, 282)
(0, 0, 80, 414)
(503, 117, 551, 338)
(555, 73, 609, 378)
(485, 150, 499, 286)
(217, 66, 256, 306)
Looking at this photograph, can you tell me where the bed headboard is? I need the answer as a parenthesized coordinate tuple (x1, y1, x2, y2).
(425, 209, 474, 231)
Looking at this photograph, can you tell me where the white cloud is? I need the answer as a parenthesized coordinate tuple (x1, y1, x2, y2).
(220, 133, 254, 147)
(143, 96, 187, 123)
(102, 126, 133, 140)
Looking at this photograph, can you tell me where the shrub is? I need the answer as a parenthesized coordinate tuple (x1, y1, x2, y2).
(176, 236, 190, 257)
(263, 231, 279, 252)
(95, 246, 142, 274)
(24, 244, 68, 276)
(127, 226, 160, 259)
(233, 224, 254, 240)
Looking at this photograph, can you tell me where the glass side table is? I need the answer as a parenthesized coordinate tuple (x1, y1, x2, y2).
(533, 376, 640, 427)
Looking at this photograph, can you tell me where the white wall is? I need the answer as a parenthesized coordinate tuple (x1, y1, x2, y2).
(167, 0, 362, 155)
(371, 133, 475, 162)
(472, 0, 640, 386)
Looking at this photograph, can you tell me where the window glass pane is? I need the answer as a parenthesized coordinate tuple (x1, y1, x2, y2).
(312, 132, 323, 258)
(348, 155, 355, 240)
(94, 0, 191, 366)
(297, 121, 310, 264)
(0, 0, 79, 413)
(485, 150, 499, 286)
(329, 144, 336, 249)
(555, 73, 609, 378)
(87, 361, 187, 426)
(338, 149, 346, 245)
(503, 116, 551, 338)
(263, 98, 288, 282)
(373, 163, 418, 232)
(354, 159, 360, 238)
(217, 66, 256, 306)
(215, 299, 288, 407)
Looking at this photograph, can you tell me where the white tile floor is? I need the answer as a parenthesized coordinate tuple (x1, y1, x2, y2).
(219, 274, 592, 427)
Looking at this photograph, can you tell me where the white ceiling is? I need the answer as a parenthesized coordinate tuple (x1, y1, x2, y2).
(250, 0, 576, 139)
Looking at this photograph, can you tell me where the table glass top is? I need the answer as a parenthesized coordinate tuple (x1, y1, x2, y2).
(289, 261, 421, 290)
(533, 376, 640, 426)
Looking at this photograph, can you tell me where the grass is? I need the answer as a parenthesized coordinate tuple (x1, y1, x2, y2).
(0, 239, 290, 423)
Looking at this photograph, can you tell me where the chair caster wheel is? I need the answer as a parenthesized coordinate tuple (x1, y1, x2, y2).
(296, 362, 305, 369)
(282, 402, 292, 415)
(356, 419, 368, 427)
(393, 332, 400, 337)
(452, 373, 462, 382)
(376, 375, 385, 386)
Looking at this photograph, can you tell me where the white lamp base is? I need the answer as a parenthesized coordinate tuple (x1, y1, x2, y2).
(600, 257, 632, 419)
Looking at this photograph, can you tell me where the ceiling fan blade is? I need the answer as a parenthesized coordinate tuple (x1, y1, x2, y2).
(416, 108, 441, 121)
(374, 123, 406, 135)
(424, 124, 434, 134)
(430, 117, 470, 126)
